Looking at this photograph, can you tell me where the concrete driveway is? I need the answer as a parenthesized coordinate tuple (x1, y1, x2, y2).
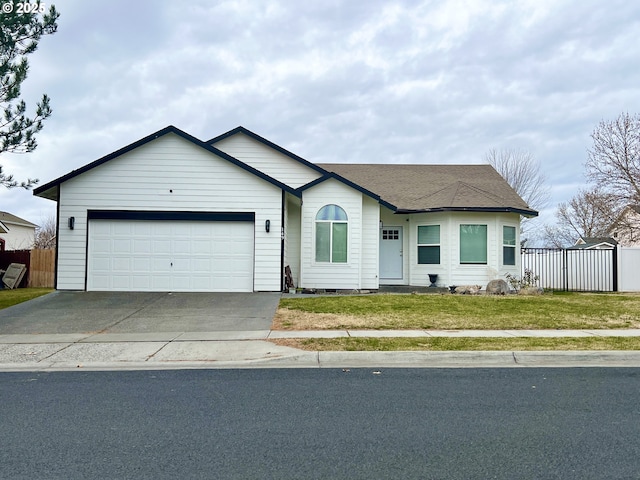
(0, 291, 281, 335)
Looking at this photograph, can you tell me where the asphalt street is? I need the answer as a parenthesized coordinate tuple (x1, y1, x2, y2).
(1, 368, 639, 479)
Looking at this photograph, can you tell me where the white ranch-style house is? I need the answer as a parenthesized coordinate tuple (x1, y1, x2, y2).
(34, 126, 537, 292)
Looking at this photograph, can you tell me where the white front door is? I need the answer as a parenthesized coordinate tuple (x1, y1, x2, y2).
(380, 227, 403, 280)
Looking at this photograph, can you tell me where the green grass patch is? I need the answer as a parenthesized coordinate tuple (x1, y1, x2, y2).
(0, 288, 53, 310)
(277, 292, 640, 330)
(274, 336, 640, 351)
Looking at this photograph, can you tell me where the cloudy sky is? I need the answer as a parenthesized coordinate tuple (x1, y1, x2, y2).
(2, 0, 640, 243)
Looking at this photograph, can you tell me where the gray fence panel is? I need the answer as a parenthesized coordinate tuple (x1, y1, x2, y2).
(521, 248, 615, 292)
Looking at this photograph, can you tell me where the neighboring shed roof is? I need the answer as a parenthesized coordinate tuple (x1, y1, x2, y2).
(0, 211, 37, 228)
(572, 237, 618, 249)
(317, 164, 538, 216)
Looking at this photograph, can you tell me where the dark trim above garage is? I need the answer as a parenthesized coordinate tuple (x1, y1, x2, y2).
(87, 210, 255, 222)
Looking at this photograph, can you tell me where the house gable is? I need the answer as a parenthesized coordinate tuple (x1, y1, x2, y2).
(210, 127, 324, 188)
(34, 125, 299, 202)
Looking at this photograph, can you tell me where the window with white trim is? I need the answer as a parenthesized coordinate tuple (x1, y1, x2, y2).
(315, 205, 348, 263)
(503, 226, 516, 266)
(417, 225, 440, 264)
(460, 224, 487, 264)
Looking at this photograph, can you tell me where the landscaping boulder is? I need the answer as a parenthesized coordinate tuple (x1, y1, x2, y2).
(454, 285, 481, 295)
(486, 279, 510, 295)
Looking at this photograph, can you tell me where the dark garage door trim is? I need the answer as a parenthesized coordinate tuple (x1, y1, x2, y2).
(87, 210, 255, 222)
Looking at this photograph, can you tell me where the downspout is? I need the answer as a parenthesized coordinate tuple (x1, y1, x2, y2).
(280, 190, 285, 292)
(54, 186, 60, 290)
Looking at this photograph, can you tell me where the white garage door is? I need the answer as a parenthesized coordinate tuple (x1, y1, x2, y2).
(87, 220, 254, 292)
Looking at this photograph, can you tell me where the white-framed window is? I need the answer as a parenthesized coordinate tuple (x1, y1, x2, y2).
(460, 224, 487, 264)
(417, 225, 440, 264)
(315, 204, 348, 263)
(503, 226, 516, 266)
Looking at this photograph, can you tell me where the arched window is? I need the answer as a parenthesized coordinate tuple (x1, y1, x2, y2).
(315, 205, 348, 263)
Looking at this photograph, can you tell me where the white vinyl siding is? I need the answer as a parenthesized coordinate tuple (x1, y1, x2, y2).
(213, 133, 322, 188)
(360, 197, 380, 289)
(300, 179, 363, 289)
(56, 133, 283, 291)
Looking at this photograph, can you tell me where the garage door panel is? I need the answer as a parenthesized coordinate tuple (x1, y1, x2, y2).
(131, 275, 151, 290)
(113, 257, 131, 271)
(88, 219, 254, 292)
(133, 239, 151, 253)
(153, 240, 171, 254)
(113, 222, 134, 235)
(132, 257, 151, 271)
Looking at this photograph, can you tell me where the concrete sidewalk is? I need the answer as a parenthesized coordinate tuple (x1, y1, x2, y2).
(1, 329, 640, 372)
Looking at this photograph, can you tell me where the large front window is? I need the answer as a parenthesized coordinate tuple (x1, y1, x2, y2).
(315, 205, 347, 263)
(460, 224, 487, 264)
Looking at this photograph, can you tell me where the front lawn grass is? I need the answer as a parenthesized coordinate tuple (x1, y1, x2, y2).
(275, 292, 640, 330)
(0, 288, 53, 310)
(271, 336, 640, 351)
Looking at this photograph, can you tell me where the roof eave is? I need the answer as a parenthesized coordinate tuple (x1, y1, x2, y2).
(298, 173, 397, 211)
(395, 206, 539, 217)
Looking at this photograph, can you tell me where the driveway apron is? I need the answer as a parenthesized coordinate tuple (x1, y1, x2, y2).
(0, 291, 281, 334)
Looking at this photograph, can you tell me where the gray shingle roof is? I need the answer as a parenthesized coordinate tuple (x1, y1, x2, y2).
(316, 164, 537, 216)
(0, 211, 37, 228)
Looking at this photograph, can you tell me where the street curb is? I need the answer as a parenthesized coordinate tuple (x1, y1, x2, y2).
(2, 350, 640, 372)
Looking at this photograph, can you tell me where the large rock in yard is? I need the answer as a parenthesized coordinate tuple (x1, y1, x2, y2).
(486, 279, 510, 295)
(454, 285, 481, 295)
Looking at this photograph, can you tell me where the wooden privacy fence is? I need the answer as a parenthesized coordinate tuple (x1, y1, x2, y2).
(0, 249, 55, 288)
(29, 249, 55, 288)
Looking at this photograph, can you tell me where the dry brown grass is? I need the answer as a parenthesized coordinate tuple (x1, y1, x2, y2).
(273, 307, 367, 330)
(270, 337, 640, 351)
(275, 293, 640, 330)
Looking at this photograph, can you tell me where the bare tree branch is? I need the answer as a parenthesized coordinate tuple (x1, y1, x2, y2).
(483, 147, 550, 245)
(586, 112, 640, 204)
(543, 187, 622, 247)
(33, 213, 56, 249)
